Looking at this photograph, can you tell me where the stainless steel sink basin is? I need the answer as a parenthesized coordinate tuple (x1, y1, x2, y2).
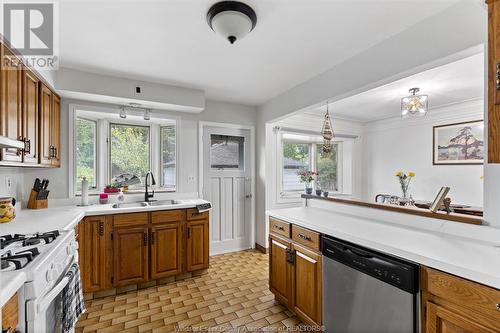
(112, 202, 149, 209)
(148, 200, 178, 206)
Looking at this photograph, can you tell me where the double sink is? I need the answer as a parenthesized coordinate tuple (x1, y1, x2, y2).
(112, 199, 178, 209)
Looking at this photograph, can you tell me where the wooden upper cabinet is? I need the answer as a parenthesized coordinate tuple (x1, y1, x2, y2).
(22, 68, 39, 164)
(291, 243, 322, 326)
(0, 44, 23, 163)
(39, 83, 52, 166)
(488, 0, 500, 162)
(113, 226, 149, 286)
(269, 235, 292, 307)
(186, 219, 209, 271)
(81, 216, 108, 292)
(151, 222, 183, 279)
(50, 93, 60, 167)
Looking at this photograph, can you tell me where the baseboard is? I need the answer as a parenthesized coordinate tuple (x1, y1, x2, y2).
(255, 242, 268, 254)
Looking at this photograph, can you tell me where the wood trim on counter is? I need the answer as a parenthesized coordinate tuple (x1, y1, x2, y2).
(301, 195, 483, 225)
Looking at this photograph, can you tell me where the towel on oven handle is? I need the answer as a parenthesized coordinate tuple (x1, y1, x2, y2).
(62, 262, 86, 333)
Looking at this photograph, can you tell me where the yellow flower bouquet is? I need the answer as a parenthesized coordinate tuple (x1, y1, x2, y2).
(395, 171, 415, 200)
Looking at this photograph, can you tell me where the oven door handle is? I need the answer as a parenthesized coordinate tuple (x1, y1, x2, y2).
(37, 275, 70, 313)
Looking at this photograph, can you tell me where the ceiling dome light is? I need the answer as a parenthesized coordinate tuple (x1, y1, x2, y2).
(207, 1, 257, 44)
(401, 87, 428, 118)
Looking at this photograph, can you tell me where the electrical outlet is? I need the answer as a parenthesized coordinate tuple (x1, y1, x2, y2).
(187, 176, 196, 183)
(5, 177, 12, 190)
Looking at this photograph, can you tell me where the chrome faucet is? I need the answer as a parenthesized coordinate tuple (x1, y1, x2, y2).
(144, 171, 156, 202)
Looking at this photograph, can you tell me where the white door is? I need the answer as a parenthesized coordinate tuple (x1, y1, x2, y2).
(202, 125, 252, 254)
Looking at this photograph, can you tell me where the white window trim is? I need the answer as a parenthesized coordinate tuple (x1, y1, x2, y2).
(275, 130, 348, 204)
(68, 103, 180, 197)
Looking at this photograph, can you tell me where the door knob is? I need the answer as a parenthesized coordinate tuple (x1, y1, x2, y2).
(245, 194, 252, 199)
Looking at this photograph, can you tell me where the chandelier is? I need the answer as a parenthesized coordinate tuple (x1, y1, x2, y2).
(321, 102, 334, 154)
(401, 88, 428, 118)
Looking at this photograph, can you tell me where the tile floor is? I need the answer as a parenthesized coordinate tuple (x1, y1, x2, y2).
(75, 250, 304, 332)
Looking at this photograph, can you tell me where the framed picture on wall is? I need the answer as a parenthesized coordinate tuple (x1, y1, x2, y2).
(433, 120, 484, 165)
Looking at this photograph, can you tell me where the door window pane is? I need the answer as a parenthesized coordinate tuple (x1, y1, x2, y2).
(110, 124, 150, 186)
(282, 143, 310, 192)
(210, 135, 244, 170)
(317, 144, 338, 191)
(161, 125, 176, 189)
(76, 118, 96, 191)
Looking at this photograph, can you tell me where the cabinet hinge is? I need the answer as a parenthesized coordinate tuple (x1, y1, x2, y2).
(111, 277, 114, 284)
(286, 248, 295, 265)
(111, 233, 113, 240)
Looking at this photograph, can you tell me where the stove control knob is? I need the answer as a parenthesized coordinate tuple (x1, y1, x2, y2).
(46, 268, 58, 282)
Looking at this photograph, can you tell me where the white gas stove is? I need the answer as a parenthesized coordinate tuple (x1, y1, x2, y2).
(1, 230, 79, 332)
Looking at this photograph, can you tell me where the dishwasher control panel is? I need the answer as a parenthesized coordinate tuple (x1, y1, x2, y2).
(322, 235, 419, 293)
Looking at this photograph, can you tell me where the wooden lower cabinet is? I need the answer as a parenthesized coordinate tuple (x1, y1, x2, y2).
(268, 219, 322, 327)
(113, 226, 149, 286)
(269, 235, 292, 307)
(291, 243, 322, 325)
(151, 222, 183, 279)
(80, 216, 108, 292)
(78, 209, 209, 294)
(421, 267, 500, 333)
(186, 219, 209, 271)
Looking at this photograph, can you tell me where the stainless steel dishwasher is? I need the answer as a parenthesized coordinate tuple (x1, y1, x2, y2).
(322, 235, 419, 333)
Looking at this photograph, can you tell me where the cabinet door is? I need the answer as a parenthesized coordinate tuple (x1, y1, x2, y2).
(22, 68, 38, 164)
(81, 216, 107, 293)
(291, 243, 322, 326)
(113, 227, 149, 286)
(186, 219, 209, 271)
(426, 302, 497, 333)
(0, 45, 23, 163)
(38, 83, 52, 166)
(269, 235, 292, 307)
(151, 222, 183, 279)
(50, 93, 60, 167)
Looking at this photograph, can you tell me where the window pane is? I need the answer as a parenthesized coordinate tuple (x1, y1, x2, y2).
(76, 118, 96, 191)
(210, 135, 244, 169)
(110, 124, 150, 186)
(317, 144, 338, 191)
(161, 125, 176, 189)
(282, 143, 310, 192)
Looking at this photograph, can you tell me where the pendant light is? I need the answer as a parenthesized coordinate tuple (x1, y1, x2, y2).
(401, 87, 428, 118)
(207, 1, 257, 44)
(321, 102, 334, 154)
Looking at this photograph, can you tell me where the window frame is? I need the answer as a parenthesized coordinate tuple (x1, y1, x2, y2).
(277, 130, 343, 202)
(108, 122, 152, 190)
(75, 116, 99, 191)
(159, 125, 177, 190)
(68, 104, 179, 197)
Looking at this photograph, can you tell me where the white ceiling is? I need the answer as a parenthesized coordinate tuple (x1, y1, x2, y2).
(59, 0, 461, 106)
(303, 52, 484, 123)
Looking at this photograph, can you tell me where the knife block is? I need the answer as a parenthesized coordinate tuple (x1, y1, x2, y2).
(27, 189, 48, 209)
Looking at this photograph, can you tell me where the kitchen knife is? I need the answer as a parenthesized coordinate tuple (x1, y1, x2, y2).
(33, 178, 41, 192)
(43, 179, 49, 190)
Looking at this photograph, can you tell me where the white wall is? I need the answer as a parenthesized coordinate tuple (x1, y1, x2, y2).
(17, 98, 256, 201)
(362, 99, 484, 206)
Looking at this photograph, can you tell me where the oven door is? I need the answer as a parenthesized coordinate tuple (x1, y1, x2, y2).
(25, 260, 77, 333)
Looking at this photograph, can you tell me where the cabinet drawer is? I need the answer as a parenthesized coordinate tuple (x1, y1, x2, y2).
(151, 210, 185, 224)
(269, 218, 290, 238)
(186, 208, 208, 221)
(113, 212, 149, 227)
(291, 225, 320, 251)
(423, 267, 500, 322)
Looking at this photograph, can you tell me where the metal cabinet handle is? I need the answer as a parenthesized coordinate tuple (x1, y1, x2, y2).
(25, 139, 31, 155)
(298, 233, 312, 241)
(273, 225, 284, 231)
(286, 248, 295, 264)
(496, 303, 500, 311)
(496, 63, 500, 90)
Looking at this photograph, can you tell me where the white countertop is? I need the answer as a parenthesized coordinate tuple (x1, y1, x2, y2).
(0, 198, 209, 307)
(267, 206, 500, 289)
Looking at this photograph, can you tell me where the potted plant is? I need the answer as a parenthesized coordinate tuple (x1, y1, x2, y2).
(298, 170, 317, 195)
